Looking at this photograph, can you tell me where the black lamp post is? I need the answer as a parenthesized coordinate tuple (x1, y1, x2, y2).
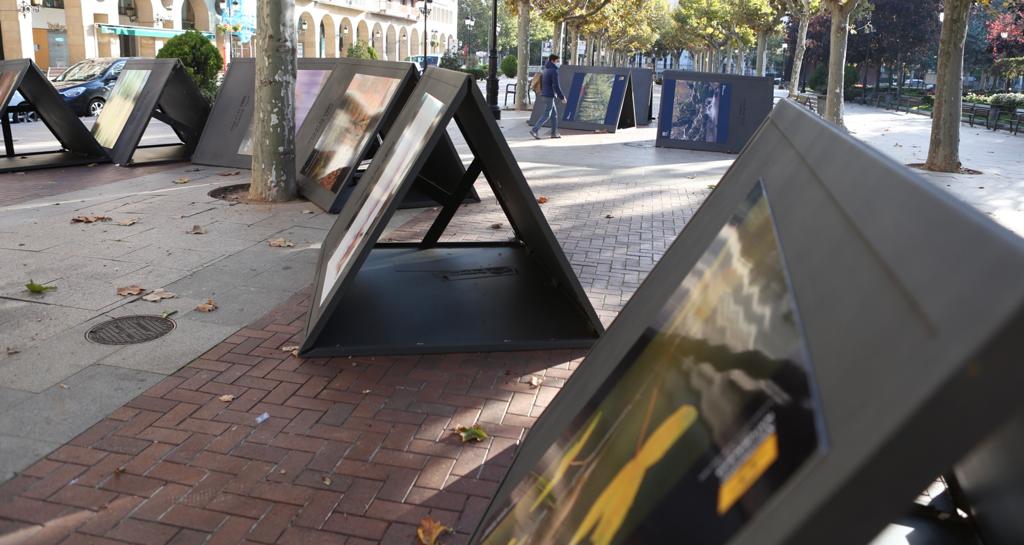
(464, 15, 474, 66)
(486, 0, 500, 119)
(418, 0, 433, 72)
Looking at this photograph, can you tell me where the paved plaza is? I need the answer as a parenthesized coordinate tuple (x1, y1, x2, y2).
(0, 100, 1020, 544)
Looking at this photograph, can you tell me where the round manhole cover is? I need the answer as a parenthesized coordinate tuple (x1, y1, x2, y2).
(86, 315, 176, 345)
(623, 140, 656, 149)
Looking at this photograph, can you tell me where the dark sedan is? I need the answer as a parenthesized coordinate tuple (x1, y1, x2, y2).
(52, 58, 133, 117)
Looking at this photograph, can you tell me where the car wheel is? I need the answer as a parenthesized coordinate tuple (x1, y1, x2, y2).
(88, 98, 105, 117)
(24, 111, 38, 123)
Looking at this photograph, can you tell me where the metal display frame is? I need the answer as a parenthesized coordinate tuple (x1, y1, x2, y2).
(527, 65, 635, 133)
(472, 99, 1024, 545)
(655, 70, 773, 154)
(96, 58, 208, 166)
(301, 67, 603, 357)
(629, 67, 655, 126)
(0, 59, 107, 172)
(194, 58, 478, 212)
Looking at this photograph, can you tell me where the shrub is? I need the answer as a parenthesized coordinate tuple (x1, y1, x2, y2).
(460, 67, 487, 80)
(347, 41, 378, 60)
(989, 93, 1024, 110)
(807, 64, 828, 94)
(500, 54, 517, 78)
(156, 30, 222, 102)
(440, 52, 462, 70)
(964, 93, 991, 105)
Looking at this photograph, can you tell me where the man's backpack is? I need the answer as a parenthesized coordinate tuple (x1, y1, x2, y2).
(530, 72, 542, 94)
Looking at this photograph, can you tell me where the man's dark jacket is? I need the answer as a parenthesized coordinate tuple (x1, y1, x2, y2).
(540, 60, 564, 100)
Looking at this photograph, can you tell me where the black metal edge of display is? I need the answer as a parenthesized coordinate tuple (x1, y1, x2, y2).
(301, 67, 602, 357)
(0, 59, 108, 168)
(99, 58, 176, 165)
(469, 99, 1024, 545)
(655, 70, 773, 154)
(150, 62, 209, 162)
(295, 59, 420, 213)
(628, 67, 655, 125)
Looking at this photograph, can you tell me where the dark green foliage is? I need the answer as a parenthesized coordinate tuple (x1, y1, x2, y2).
(460, 67, 487, 80)
(807, 64, 828, 94)
(156, 30, 222, 102)
(440, 52, 462, 69)
(347, 41, 379, 60)
(500, 54, 517, 78)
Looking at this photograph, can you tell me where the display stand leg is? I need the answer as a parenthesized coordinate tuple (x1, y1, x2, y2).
(420, 158, 483, 249)
(2, 112, 14, 157)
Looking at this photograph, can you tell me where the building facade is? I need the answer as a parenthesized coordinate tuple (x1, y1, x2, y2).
(0, 0, 457, 72)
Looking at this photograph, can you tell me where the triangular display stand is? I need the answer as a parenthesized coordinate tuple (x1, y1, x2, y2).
(192, 58, 340, 170)
(471, 100, 1024, 545)
(527, 66, 635, 133)
(629, 67, 655, 126)
(655, 70, 773, 153)
(92, 58, 208, 166)
(301, 67, 603, 357)
(0, 59, 106, 172)
(194, 58, 477, 212)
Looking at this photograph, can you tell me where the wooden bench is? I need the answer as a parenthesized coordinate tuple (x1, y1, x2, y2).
(962, 103, 992, 128)
(897, 95, 931, 117)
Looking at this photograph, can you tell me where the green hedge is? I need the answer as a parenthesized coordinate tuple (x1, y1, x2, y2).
(965, 92, 1024, 110)
(156, 30, 222, 102)
(460, 67, 486, 80)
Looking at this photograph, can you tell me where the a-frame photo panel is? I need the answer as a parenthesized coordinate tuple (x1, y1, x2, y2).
(93, 58, 208, 165)
(471, 100, 1024, 545)
(301, 67, 603, 357)
(528, 66, 635, 132)
(629, 67, 655, 126)
(294, 58, 478, 213)
(656, 70, 773, 153)
(0, 59, 106, 172)
(191, 58, 340, 169)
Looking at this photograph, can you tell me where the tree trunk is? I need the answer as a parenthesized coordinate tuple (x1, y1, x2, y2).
(823, 0, 859, 127)
(569, 25, 579, 65)
(789, 6, 810, 97)
(925, 0, 970, 172)
(514, 0, 529, 110)
(756, 30, 767, 76)
(249, 0, 296, 202)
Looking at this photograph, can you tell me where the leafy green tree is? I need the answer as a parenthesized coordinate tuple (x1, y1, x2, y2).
(347, 41, 379, 59)
(156, 30, 223, 101)
(441, 52, 463, 68)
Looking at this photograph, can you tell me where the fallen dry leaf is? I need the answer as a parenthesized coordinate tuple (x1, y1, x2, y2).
(116, 285, 145, 296)
(117, 219, 138, 226)
(417, 516, 452, 545)
(187, 225, 207, 235)
(217, 170, 241, 176)
(71, 215, 111, 224)
(321, 476, 332, 486)
(302, 210, 315, 214)
(161, 310, 178, 319)
(5, 347, 19, 356)
(268, 238, 295, 248)
(142, 288, 176, 302)
(280, 345, 300, 352)
(58, 384, 68, 390)
(527, 375, 543, 389)
(605, 214, 614, 219)
(173, 177, 190, 184)
(489, 223, 502, 230)
(537, 196, 549, 204)
(195, 299, 218, 312)
(454, 425, 488, 443)
(218, 394, 235, 402)
(361, 389, 372, 395)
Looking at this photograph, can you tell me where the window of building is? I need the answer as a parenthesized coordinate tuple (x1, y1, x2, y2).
(42, 0, 64, 8)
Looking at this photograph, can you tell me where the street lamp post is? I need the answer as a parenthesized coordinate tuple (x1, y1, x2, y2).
(418, 0, 433, 72)
(486, 0, 500, 119)
(464, 15, 475, 67)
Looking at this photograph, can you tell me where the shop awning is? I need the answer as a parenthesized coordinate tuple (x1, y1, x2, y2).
(97, 24, 215, 40)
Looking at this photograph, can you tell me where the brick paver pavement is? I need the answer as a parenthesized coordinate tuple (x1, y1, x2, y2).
(0, 284, 586, 545)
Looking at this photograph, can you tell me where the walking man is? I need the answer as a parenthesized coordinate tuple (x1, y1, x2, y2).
(531, 54, 566, 139)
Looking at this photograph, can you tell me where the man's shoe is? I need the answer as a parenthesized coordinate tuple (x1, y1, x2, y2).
(529, 129, 541, 140)
(550, 133, 562, 139)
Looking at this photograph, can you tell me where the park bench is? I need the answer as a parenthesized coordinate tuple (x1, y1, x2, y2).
(962, 102, 992, 128)
(990, 107, 1023, 135)
(897, 95, 931, 117)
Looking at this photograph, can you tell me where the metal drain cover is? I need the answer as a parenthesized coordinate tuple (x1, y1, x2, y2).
(623, 140, 656, 149)
(86, 315, 175, 345)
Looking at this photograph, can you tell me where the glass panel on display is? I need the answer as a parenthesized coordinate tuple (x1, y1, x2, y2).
(476, 181, 823, 545)
(301, 73, 402, 192)
(528, 66, 635, 133)
(92, 69, 151, 149)
(237, 68, 330, 155)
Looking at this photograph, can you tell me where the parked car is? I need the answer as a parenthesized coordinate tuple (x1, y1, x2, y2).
(405, 54, 442, 72)
(52, 58, 133, 117)
(7, 91, 38, 123)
